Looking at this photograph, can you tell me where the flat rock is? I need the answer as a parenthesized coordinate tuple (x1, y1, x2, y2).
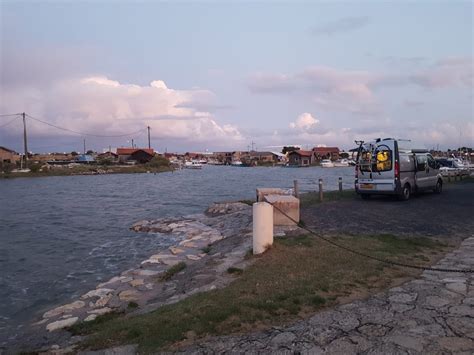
(388, 292, 417, 304)
(84, 314, 97, 322)
(119, 290, 141, 302)
(425, 295, 451, 308)
(97, 276, 128, 288)
(270, 331, 296, 345)
(43, 301, 86, 318)
(95, 294, 113, 308)
(438, 337, 474, 351)
(87, 307, 113, 315)
(186, 255, 201, 261)
(46, 317, 78, 332)
(169, 247, 185, 255)
(386, 335, 425, 352)
(81, 288, 114, 300)
(445, 282, 467, 294)
(130, 279, 144, 287)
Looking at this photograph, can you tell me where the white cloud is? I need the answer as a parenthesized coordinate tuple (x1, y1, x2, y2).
(1, 76, 243, 145)
(289, 113, 319, 130)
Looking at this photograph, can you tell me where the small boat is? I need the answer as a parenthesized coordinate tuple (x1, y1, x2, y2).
(333, 158, 350, 167)
(320, 159, 335, 168)
(231, 160, 244, 167)
(184, 161, 202, 169)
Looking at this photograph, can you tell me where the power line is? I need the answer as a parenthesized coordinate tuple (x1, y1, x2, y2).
(0, 115, 21, 128)
(26, 114, 147, 138)
(0, 113, 22, 117)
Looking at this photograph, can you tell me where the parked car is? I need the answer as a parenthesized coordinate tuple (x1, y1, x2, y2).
(355, 138, 443, 200)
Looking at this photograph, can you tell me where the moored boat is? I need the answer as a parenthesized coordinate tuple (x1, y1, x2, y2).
(320, 159, 335, 168)
(184, 161, 203, 169)
(333, 158, 350, 167)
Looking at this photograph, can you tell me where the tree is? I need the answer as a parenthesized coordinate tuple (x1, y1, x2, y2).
(86, 150, 94, 155)
(71, 151, 78, 156)
(282, 146, 300, 154)
(147, 156, 170, 168)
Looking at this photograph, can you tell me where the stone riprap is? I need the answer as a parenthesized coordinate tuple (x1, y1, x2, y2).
(32, 202, 300, 353)
(181, 237, 474, 354)
(35, 203, 255, 334)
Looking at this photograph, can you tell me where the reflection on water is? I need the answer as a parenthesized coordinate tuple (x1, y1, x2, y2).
(0, 165, 354, 345)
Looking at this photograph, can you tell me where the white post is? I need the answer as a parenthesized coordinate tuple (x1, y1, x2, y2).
(253, 202, 274, 255)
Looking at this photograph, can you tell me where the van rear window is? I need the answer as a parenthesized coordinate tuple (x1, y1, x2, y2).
(359, 146, 393, 172)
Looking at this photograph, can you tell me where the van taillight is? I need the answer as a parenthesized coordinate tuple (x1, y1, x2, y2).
(395, 160, 400, 179)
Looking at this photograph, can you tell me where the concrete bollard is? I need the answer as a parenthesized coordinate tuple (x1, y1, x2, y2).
(293, 180, 300, 198)
(253, 202, 274, 255)
(319, 178, 323, 202)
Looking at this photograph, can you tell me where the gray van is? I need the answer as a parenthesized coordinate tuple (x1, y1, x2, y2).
(355, 138, 443, 200)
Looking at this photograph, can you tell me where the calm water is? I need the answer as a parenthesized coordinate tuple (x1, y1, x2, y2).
(0, 165, 354, 346)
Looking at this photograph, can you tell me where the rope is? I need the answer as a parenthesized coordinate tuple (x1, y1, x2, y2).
(268, 201, 474, 274)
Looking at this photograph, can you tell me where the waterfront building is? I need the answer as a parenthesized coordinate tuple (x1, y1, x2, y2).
(312, 147, 340, 161)
(0, 146, 20, 164)
(288, 150, 314, 167)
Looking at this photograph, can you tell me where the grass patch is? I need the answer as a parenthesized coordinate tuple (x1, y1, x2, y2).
(201, 245, 212, 254)
(159, 262, 187, 281)
(74, 233, 451, 352)
(300, 189, 356, 207)
(238, 199, 255, 206)
(128, 301, 139, 309)
(244, 248, 253, 259)
(227, 267, 244, 275)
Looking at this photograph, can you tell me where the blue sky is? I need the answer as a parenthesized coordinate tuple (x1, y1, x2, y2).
(1, 1, 472, 153)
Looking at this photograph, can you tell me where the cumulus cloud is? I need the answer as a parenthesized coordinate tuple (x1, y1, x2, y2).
(0, 75, 243, 145)
(249, 66, 377, 114)
(311, 16, 370, 36)
(289, 113, 320, 130)
(248, 57, 473, 115)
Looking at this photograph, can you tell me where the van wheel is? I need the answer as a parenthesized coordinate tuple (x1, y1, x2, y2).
(361, 194, 371, 200)
(399, 184, 411, 201)
(434, 180, 443, 194)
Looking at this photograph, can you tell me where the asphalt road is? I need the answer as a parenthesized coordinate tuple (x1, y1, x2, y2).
(302, 179, 474, 239)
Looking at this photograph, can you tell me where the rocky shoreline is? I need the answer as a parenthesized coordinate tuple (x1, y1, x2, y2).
(16, 201, 298, 353)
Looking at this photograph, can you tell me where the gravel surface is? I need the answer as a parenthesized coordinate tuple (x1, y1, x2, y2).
(301, 181, 474, 239)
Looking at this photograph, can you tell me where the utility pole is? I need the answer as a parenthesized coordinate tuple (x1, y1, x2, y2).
(131, 139, 134, 148)
(22, 112, 28, 167)
(251, 141, 255, 151)
(147, 126, 151, 149)
(83, 139, 86, 154)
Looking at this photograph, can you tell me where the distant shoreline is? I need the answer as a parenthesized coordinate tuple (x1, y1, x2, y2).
(0, 165, 173, 179)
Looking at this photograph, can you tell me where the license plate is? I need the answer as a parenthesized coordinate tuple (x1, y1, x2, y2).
(360, 183, 374, 189)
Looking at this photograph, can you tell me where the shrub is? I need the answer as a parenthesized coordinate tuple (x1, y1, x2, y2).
(29, 163, 41, 173)
(147, 156, 170, 168)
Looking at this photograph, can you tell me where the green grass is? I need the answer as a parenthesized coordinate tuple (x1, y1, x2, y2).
(159, 262, 187, 281)
(226, 267, 244, 275)
(201, 245, 212, 254)
(73, 233, 450, 352)
(238, 199, 255, 206)
(0, 164, 173, 179)
(127, 301, 139, 309)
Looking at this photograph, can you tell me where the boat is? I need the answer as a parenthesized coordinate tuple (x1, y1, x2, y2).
(320, 159, 335, 168)
(333, 158, 350, 167)
(231, 160, 244, 167)
(184, 161, 202, 169)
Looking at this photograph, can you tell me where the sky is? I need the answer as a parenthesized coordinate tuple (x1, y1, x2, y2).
(0, 1, 473, 153)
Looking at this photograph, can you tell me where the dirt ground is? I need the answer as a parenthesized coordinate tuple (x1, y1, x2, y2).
(301, 179, 474, 240)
